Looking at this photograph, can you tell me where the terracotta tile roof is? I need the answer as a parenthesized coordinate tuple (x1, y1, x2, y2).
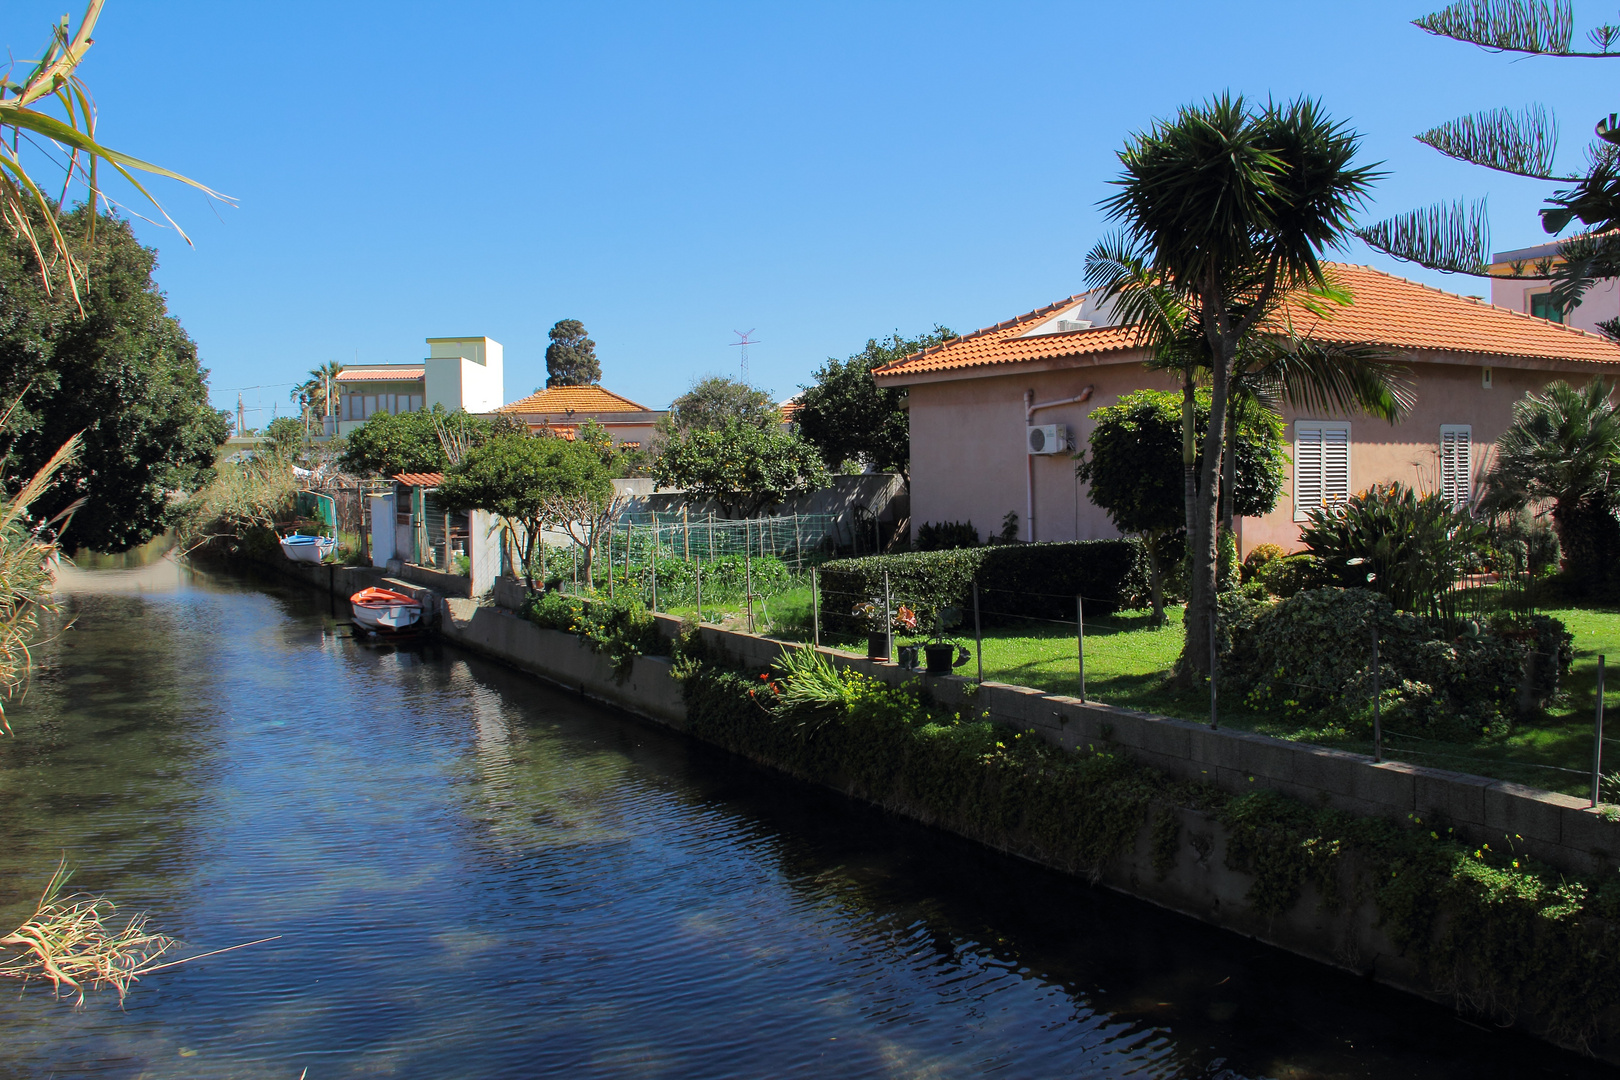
(335, 367, 425, 382)
(394, 472, 443, 487)
(500, 385, 652, 413)
(874, 263, 1620, 381)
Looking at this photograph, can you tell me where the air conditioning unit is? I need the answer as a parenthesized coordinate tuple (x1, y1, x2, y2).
(1056, 319, 1093, 333)
(1027, 424, 1067, 455)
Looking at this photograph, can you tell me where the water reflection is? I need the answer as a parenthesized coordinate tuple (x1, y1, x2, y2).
(0, 568, 1607, 1079)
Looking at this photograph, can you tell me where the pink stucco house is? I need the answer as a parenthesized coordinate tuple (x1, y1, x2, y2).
(873, 264, 1620, 555)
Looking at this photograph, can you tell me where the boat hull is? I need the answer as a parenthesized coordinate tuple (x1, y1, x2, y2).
(281, 535, 336, 564)
(350, 587, 423, 633)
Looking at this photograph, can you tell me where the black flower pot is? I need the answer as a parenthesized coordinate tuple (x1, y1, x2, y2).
(925, 643, 954, 675)
(867, 634, 889, 661)
(897, 645, 919, 670)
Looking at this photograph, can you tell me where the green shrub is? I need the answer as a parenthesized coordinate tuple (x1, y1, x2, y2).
(524, 590, 664, 677)
(1493, 509, 1562, 577)
(915, 520, 981, 551)
(1301, 483, 1487, 617)
(673, 641, 1620, 1044)
(1223, 587, 1571, 735)
(1258, 553, 1325, 598)
(1241, 543, 1286, 583)
(818, 539, 1136, 634)
(1217, 526, 1241, 592)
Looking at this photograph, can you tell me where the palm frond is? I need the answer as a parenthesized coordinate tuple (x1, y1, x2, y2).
(0, 2, 233, 308)
(1242, 338, 1415, 422)
(1355, 198, 1492, 276)
(1414, 0, 1578, 55)
(1418, 105, 1570, 180)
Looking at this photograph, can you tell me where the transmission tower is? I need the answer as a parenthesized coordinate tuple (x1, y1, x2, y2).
(731, 329, 758, 384)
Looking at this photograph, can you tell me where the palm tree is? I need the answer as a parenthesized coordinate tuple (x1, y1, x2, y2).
(292, 361, 345, 432)
(2, 2, 229, 309)
(1084, 240, 1411, 560)
(1098, 94, 1380, 679)
(1482, 377, 1620, 586)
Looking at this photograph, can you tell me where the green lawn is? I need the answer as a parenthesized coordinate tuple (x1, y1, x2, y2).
(651, 579, 1620, 798)
(889, 602, 1620, 798)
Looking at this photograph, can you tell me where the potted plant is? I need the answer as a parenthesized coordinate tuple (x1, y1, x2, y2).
(922, 602, 971, 675)
(851, 600, 917, 661)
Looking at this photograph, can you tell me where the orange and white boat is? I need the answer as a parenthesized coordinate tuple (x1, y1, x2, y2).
(350, 587, 422, 633)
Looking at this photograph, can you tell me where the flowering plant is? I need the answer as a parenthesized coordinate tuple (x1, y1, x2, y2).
(850, 600, 917, 635)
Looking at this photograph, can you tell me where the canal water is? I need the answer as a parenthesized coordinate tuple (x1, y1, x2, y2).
(0, 564, 1608, 1079)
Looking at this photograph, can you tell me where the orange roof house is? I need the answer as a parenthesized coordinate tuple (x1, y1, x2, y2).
(496, 385, 667, 449)
(874, 264, 1620, 553)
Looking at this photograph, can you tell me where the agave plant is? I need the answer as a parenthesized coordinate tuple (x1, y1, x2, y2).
(1, 1, 230, 308)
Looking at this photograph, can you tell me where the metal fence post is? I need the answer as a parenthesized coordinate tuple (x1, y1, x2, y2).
(745, 544, 755, 634)
(883, 570, 892, 661)
(1595, 655, 1607, 807)
(1076, 594, 1086, 703)
(651, 553, 658, 613)
(973, 578, 983, 684)
(1372, 625, 1382, 763)
(1209, 612, 1218, 730)
(695, 557, 703, 624)
(607, 527, 614, 600)
(812, 566, 820, 649)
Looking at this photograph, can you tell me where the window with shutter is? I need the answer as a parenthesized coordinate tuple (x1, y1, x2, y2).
(1294, 421, 1352, 521)
(1440, 425, 1472, 509)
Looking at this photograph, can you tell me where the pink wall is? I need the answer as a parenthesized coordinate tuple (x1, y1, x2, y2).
(905, 354, 1607, 555)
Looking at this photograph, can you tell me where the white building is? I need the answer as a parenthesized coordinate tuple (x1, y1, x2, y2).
(333, 336, 504, 436)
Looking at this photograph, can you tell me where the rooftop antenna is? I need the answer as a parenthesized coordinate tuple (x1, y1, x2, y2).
(731, 329, 758, 384)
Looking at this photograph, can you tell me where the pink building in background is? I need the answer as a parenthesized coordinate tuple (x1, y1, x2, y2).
(875, 264, 1620, 556)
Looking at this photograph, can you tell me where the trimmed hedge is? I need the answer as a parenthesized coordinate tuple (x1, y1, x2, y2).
(817, 539, 1136, 634)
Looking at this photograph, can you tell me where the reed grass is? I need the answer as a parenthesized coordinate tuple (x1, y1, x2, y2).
(0, 861, 279, 1005)
(0, 862, 177, 1004)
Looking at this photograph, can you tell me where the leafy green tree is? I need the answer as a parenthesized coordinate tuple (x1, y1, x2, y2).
(664, 376, 778, 434)
(1357, 1, 1620, 314)
(264, 416, 305, 460)
(1481, 377, 1620, 587)
(438, 433, 598, 586)
(796, 327, 956, 479)
(339, 406, 489, 478)
(0, 207, 228, 552)
(653, 420, 830, 517)
(1076, 389, 1285, 621)
(545, 319, 601, 388)
(1098, 94, 1378, 679)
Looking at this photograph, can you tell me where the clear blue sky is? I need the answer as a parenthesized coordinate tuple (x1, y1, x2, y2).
(11, 1, 1612, 427)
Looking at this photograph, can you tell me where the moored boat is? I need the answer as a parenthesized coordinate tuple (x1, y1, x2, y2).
(280, 533, 337, 564)
(351, 587, 423, 633)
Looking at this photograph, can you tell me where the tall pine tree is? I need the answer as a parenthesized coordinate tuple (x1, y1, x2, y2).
(544, 319, 602, 388)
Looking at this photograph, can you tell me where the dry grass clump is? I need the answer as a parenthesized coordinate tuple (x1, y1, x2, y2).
(0, 427, 81, 734)
(173, 455, 298, 556)
(0, 861, 279, 1005)
(0, 862, 177, 1004)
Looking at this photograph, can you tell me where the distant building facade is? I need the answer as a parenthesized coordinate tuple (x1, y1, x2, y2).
(334, 336, 504, 436)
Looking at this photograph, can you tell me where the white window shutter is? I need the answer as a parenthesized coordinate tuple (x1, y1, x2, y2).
(1294, 422, 1351, 521)
(1440, 425, 1472, 509)
(1294, 428, 1322, 520)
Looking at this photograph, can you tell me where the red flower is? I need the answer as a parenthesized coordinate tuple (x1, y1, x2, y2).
(760, 673, 770, 681)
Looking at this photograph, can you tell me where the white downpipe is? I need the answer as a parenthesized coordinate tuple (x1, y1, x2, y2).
(1024, 385, 1095, 543)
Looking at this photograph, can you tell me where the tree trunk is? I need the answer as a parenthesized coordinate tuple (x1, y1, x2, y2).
(1181, 333, 1234, 684)
(1146, 531, 1165, 625)
(1181, 368, 1198, 542)
(1221, 394, 1237, 533)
